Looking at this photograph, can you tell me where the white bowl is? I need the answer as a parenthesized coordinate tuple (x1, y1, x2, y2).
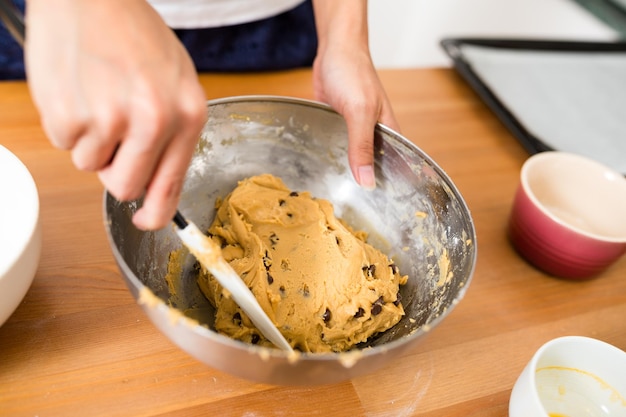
(0, 145, 41, 326)
(510, 336, 626, 417)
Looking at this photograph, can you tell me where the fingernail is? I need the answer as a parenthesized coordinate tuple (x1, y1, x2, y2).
(132, 208, 161, 231)
(132, 209, 149, 231)
(358, 165, 376, 190)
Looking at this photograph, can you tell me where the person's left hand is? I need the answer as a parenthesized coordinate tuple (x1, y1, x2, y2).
(312, 29, 399, 190)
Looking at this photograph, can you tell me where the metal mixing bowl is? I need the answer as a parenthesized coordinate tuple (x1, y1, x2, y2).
(104, 96, 477, 385)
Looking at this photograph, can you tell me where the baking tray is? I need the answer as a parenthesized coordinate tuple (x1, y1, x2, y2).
(569, 0, 626, 36)
(440, 38, 626, 174)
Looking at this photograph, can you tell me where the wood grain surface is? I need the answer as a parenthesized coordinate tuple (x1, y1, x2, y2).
(1, 69, 625, 417)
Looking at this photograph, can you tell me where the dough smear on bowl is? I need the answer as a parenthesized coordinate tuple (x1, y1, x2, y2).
(198, 174, 408, 353)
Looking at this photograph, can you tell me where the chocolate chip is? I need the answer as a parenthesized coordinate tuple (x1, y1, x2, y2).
(335, 236, 340, 245)
(286, 213, 293, 218)
(250, 334, 260, 344)
(289, 191, 299, 197)
(371, 304, 382, 316)
(322, 308, 331, 323)
(354, 307, 365, 318)
(368, 264, 376, 278)
(263, 251, 272, 270)
(279, 285, 286, 294)
(394, 292, 402, 306)
(279, 199, 286, 206)
(233, 312, 242, 326)
(371, 296, 385, 316)
(267, 272, 274, 285)
(362, 264, 376, 278)
(269, 232, 279, 246)
(302, 284, 310, 297)
(389, 263, 399, 275)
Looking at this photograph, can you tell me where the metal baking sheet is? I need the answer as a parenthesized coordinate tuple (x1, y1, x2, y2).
(441, 38, 626, 174)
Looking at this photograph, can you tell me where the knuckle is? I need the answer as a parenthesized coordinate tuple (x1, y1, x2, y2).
(127, 86, 169, 138)
(106, 181, 143, 203)
(354, 98, 379, 117)
(184, 102, 208, 130)
(154, 178, 183, 203)
(41, 111, 86, 150)
(100, 171, 144, 202)
(137, 105, 171, 144)
(178, 84, 207, 127)
(92, 105, 127, 141)
(71, 149, 94, 172)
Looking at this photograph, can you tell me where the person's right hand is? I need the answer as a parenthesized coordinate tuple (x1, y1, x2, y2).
(25, 0, 207, 230)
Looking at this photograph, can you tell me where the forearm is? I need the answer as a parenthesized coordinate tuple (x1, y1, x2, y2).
(311, 0, 370, 53)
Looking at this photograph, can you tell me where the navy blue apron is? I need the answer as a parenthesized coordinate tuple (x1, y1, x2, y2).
(175, 0, 317, 72)
(0, 0, 24, 79)
(0, 0, 317, 80)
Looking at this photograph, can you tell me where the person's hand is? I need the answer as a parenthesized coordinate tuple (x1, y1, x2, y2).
(312, 43, 399, 189)
(24, 0, 207, 230)
(312, 0, 399, 190)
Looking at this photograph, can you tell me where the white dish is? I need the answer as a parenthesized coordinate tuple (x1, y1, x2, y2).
(510, 336, 626, 417)
(0, 145, 41, 326)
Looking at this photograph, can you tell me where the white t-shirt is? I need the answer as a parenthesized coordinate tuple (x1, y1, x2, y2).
(147, 0, 307, 29)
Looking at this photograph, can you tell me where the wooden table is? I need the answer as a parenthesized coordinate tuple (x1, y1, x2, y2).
(1, 69, 625, 417)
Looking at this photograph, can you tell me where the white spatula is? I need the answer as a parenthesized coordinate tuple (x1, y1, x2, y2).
(173, 211, 293, 352)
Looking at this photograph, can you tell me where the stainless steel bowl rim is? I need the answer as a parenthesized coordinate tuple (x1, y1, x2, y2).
(103, 94, 477, 364)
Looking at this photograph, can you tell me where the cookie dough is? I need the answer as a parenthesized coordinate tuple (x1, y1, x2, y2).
(198, 174, 407, 353)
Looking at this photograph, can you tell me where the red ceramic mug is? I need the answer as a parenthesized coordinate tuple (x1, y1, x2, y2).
(508, 152, 626, 279)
